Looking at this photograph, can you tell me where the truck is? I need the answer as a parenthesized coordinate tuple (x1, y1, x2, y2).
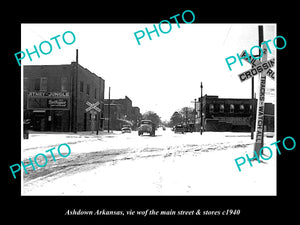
(138, 120, 156, 136)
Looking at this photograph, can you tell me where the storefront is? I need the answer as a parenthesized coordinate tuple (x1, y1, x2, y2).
(26, 91, 70, 132)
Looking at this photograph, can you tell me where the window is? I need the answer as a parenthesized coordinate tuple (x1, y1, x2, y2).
(86, 84, 90, 95)
(230, 104, 235, 113)
(61, 77, 67, 92)
(240, 104, 244, 112)
(34, 78, 40, 91)
(80, 81, 84, 92)
(24, 77, 28, 91)
(209, 104, 214, 113)
(40, 77, 47, 91)
(220, 104, 224, 113)
(94, 88, 97, 99)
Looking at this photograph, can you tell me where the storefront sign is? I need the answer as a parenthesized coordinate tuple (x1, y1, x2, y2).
(47, 99, 68, 108)
(27, 92, 69, 97)
(27, 97, 69, 110)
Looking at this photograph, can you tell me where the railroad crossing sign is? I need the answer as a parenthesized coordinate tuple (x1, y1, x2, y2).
(237, 45, 275, 158)
(238, 50, 275, 82)
(85, 101, 101, 134)
(85, 101, 101, 113)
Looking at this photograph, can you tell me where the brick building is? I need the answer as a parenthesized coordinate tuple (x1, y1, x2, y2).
(103, 96, 142, 131)
(195, 95, 274, 132)
(23, 62, 105, 132)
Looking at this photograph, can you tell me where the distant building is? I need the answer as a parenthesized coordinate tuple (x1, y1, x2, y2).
(23, 62, 105, 132)
(195, 95, 274, 132)
(103, 96, 142, 131)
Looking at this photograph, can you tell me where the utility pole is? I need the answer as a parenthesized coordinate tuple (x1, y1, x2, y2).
(185, 107, 188, 126)
(253, 25, 266, 158)
(107, 86, 111, 133)
(251, 65, 254, 139)
(200, 82, 203, 135)
(73, 49, 78, 133)
(251, 26, 264, 140)
(194, 98, 196, 132)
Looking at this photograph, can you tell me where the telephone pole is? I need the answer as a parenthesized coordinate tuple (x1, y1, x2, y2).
(72, 49, 78, 133)
(107, 86, 111, 133)
(200, 82, 203, 135)
(250, 26, 264, 140)
(253, 25, 266, 158)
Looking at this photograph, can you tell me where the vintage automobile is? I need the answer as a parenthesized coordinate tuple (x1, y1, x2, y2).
(121, 125, 132, 133)
(174, 124, 185, 134)
(138, 120, 155, 136)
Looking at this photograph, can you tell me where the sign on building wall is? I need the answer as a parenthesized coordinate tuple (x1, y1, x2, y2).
(26, 92, 70, 110)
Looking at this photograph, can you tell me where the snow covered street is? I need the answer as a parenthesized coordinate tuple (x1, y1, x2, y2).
(21, 129, 276, 195)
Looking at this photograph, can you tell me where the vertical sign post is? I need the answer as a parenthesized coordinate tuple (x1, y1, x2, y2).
(85, 101, 101, 134)
(253, 44, 268, 157)
(237, 47, 275, 159)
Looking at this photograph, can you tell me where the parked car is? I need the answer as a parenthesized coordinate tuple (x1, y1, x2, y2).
(174, 124, 185, 134)
(184, 123, 195, 132)
(138, 120, 156, 136)
(121, 125, 132, 133)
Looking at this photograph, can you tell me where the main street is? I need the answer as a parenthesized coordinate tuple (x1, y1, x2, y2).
(22, 128, 276, 195)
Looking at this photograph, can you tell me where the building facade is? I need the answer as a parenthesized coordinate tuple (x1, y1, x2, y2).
(23, 62, 105, 132)
(103, 96, 142, 131)
(195, 95, 274, 132)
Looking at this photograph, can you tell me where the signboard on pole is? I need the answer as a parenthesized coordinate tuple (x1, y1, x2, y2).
(253, 45, 268, 156)
(237, 44, 275, 159)
(238, 58, 275, 82)
(85, 101, 101, 134)
(85, 101, 101, 113)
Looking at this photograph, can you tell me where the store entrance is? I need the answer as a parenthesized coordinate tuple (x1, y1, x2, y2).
(32, 111, 46, 131)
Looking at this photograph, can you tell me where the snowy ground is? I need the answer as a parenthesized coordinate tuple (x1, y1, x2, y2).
(21, 128, 276, 196)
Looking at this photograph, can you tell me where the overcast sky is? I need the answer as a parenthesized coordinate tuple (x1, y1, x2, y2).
(21, 23, 276, 121)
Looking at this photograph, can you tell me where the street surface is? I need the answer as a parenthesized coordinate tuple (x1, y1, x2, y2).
(21, 128, 276, 195)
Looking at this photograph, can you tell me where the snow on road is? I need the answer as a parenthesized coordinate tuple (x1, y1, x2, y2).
(21, 129, 276, 195)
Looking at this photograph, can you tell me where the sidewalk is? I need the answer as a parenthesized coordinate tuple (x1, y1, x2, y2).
(22, 130, 121, 157)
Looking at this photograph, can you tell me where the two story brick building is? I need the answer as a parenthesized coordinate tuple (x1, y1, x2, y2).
(195, 95, 274, 132)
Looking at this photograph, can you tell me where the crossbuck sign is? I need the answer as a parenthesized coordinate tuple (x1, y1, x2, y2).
(238, 51, 275, 82)
(85, 101, 101, 113)
(85, 101, 101, 133)
(237, 44, 275, 157)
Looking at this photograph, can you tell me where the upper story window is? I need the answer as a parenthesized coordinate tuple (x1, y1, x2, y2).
(230, 104, 235, 113)
(220, 104, 224, 113)
(24, 77, 28, 91)
(61, 77, 67, 92)
(209, 104, 214, 113)
(240, 104, 244, 112)
(86, 84, 90, 95)
(40, 77, 47, 91)
(80, 81, 84, 92)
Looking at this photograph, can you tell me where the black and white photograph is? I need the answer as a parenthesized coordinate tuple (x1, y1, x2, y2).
(20, 23, 277, 196)
(6, 5, 297, 223)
